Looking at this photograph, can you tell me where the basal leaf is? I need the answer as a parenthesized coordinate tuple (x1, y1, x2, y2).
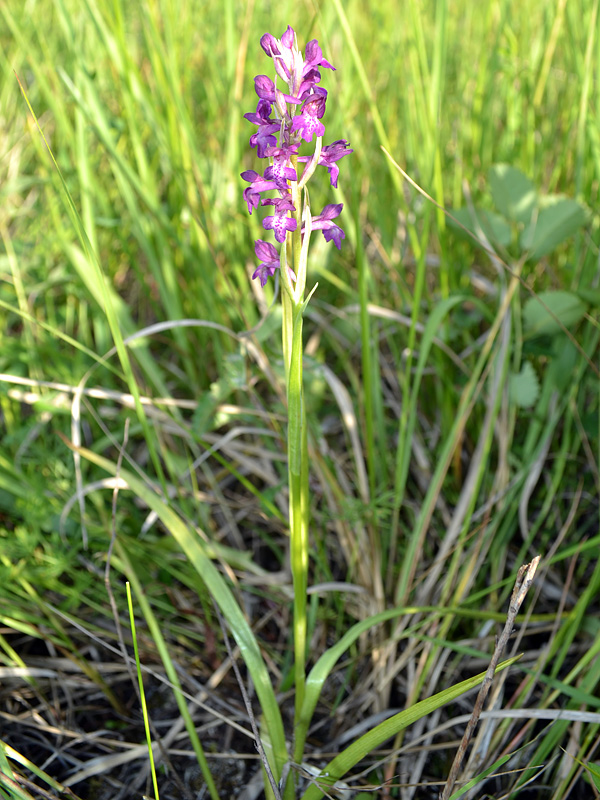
(509, 361, 540, 408)
(488, 164, 536, 224)
(523, 290, 587, 337)
(520, 196, 586, 258)
(448, 207, 511, 248)
(300, 656, 521, 800)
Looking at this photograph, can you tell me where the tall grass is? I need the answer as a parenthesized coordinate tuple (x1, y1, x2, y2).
(0, 0, 598, 798)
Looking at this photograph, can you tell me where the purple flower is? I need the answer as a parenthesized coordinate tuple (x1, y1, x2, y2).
(262, 192, 295, 214)
(290, 92, 327, 142)
(263, 210, 298, 243)
(264, 142, 300, 161)
(243, 98, 275, 127)
(260, 27, 296, 85)
(307, 204, 345, 249)
(259, 26, 335, 101)
(262, 143, 299, 189)
(252, 239, 297, 287)
(240, 170, 279, 213)
(244, 100, 280, 157)
(252, 240, 281, 287)
(253, 75, 276, 102)
(299, 140, 353, 188)
(264, 161, 297, 190)
(304, 40, 335, 73)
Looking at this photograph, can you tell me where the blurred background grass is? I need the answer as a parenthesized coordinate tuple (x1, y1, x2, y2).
(0, 0, 599, 798)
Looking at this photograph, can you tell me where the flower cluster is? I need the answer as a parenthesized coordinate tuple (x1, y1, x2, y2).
(242, 26, 352, 287)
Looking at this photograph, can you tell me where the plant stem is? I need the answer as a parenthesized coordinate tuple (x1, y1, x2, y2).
(282, 187, 310, 770)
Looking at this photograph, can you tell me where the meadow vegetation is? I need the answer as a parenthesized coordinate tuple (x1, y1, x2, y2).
(0, 0, 598, 798)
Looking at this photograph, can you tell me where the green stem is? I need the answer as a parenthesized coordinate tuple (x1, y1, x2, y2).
(281, 179, 311, 778)
(286, 301, 308, 718)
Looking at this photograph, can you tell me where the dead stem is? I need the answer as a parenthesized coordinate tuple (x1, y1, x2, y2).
(439, 556, 541, 800)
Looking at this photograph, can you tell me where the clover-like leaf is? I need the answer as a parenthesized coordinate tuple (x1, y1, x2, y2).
(523, 290, 587, 337)
(448, 207, 512, 248)
(489, 164, 537, 224)
(521, 196, 586, 258)
(509, 361, 540, 408)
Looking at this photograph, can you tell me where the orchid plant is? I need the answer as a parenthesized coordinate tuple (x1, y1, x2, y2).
(43, 22, 526, 800)
(155, 24, 524, 800)
(242, 22, 352, 771)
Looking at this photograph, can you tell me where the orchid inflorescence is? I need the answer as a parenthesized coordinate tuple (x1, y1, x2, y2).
(242, 25, 352, 288)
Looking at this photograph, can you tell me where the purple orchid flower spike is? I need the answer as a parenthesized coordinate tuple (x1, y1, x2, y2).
(242, 26, 351, 287)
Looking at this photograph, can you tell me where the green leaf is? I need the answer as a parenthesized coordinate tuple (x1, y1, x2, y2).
(294, 607, 413, 762)
(68, 444, 289, 782)
(300, 656, 521, 800)
(548, 335, 580, 392)
(448, 207, 512, 248)
(576, 287, 600, 308)
(520, 196, 586, 258)
(590, 763, 600, 791)
(523, 290, 587, 337)
(488, 164, 536, 224)
(509, 362, 540, 408)
(565, 753, 600, 791)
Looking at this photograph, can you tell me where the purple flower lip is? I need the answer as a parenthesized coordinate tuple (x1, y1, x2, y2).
(290, 94, 327, 143)
(263, 211, 298, 243)
(305, 204, 345, 249)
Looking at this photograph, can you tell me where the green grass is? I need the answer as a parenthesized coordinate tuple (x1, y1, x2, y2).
(1, 0, 599, 798)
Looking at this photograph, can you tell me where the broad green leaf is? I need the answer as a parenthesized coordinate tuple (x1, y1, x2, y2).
(489, 164, 536, 224)
(448, 207, 512, 248)
(521, 196, 586, 258)
(548, 335, 580, 392)
(478, 209, 513, 247)
(300, 656, 521, 800)
(523, 290, 587, 337)
(509, 361, 540, 408)
(576, 287, 600, 307)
